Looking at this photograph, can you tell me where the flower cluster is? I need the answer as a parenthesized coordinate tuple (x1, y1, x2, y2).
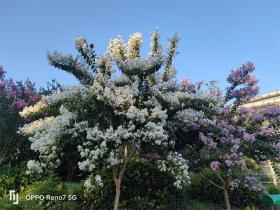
(20, 86, 86, 117)
(210, 161, 220, 171)
(108, 36, 126, 60)
(244, 173, 264, 192)
(0, 66, 41, 110)
(175, 108, 214, 131)
(26, 160, 43, 174)
(126, 32, 142, 59)
(84, 175, 103, 189)
(160, 151, 190, 189)
(20, 106, 77, 173)
(199, 132, 217, 149)
(225, 62, 259, 104)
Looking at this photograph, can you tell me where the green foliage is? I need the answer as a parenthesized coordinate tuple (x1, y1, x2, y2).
(185, 171, 223, 204)
(185, 171, 270, 209)
(0, 94, 27, 164)
(272, 161, 280, 181)
(265, 184, 280, 194)
(0, 164, 30, 197)
(1, 177, 83, 210)
(83, 159, 184, 209)
(183, 199, 226, 210)
(0, 175, 15, 197)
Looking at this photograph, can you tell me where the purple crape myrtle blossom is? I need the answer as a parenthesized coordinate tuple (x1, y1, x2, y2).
(168, 61, 279, 210)
(188, 62, 280, 210)
(210, 161, 220, 171)
(263, 106, 280, 118)
(244, 173, 265, 192)
(225, 62, 259, 105)
(243, 133, 256, 143)
(199, 132, 217, 149)
(180, 77, 197, 93)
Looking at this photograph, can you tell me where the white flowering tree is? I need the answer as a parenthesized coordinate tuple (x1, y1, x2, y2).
(19, 31, 203, 209)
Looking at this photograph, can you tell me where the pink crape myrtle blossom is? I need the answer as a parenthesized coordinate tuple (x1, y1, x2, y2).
(0, 66, 42, 110)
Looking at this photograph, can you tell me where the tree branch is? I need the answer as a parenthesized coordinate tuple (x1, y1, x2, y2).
(201, 172, 223, 190)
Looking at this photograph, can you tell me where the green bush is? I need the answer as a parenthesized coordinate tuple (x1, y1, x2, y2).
(0, 164, 29, 197)
(185, 170, 270, 209)
(0, 175, 15, 197)
(183, 199, 225, 210)
(0, 175, 83, 210)
(83, 159, 184, 210)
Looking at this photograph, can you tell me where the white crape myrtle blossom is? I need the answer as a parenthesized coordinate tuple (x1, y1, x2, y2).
(20, 86, 87, 118)
(158, 151, 190, 189)
(84, 178, 94, 189)
(20, 100, 48, 118)
(67, 121, 89, 138)
(108, 36, 126, 60)
(20, 32, 210, 210)
(104, 85, 137, 108)
(175, 108, 204, 124)
(156, 90, 222, 111)
(109, 32, 156, 62)
(141, 122, 168, 146)
(107, 151, 122, 166)
(118, 56, 163, 74)
(19, 116, 55, 135)
(26, 160, 43, 175)
(158, 160, 167, 172)
(166, 152, 190, 189)
(84, 174, 103, 189)
(126, 106, 148, 123)
(95, 175, 103, 186)
(150, 106, 168, 123)
(21, 106, 77, 173)
(149, 30, 163, 57)
(126, 32, 142, 59)
(91, 74, 139, 110)
(77, 123, 136, 172)
(175, 108, 215, 129)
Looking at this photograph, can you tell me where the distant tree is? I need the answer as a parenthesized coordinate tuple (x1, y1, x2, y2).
(0, 66, 42, 164)
(0, 66, 61, 165)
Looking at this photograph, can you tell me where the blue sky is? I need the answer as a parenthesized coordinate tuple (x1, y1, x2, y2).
(0, 0, 279, 94)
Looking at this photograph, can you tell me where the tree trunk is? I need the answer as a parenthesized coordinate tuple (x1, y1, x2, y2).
(66, 165, 75, 181)
(114, 178, 121, 210)
(66, 154, 75, 181)
(223, 187, 231, 210)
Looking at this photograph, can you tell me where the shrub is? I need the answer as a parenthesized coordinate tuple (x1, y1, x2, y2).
(0, 175, 15, 197)
(83, 159, 184, 209)
(0, 164, 30, 197)
(185, 170, 270, 209)
(7, 176, 83, 210)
